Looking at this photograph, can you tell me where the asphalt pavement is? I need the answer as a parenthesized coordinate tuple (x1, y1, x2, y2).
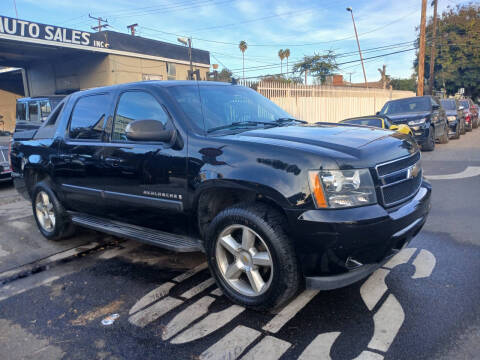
(1, 130, 480, 360)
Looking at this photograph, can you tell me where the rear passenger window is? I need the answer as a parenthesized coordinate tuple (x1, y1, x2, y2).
(16, 102, 26, 121)
(29, 102, 39, 122)
(113, 91, 169, 141)
(69, 94, 109, 140)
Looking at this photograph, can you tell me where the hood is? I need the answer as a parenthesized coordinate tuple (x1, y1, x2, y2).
(226, 124, 417, 168)
(385, 112, 430, 125)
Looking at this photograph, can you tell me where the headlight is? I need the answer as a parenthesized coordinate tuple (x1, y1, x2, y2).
(308, 169, 377, 208)
(408, 118, 426, 126)
(447, 116, 457, 122)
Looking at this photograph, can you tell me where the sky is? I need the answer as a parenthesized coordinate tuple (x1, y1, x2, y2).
(0, 0, 467, 83)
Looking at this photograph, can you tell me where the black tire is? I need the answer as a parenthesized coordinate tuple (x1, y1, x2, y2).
(439, 123, 449, 144)
(453, 123, 461, 139)
(473, 118, 479, 129)
(31, 181, 76, 241)
(422, 126, 435, 151)
(466, 122, 472, 132)
(206, 203, 302, 311)
(460, 119, 466, 135)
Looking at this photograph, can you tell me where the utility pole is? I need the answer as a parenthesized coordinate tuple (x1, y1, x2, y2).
(347, 72, 355, 85)
(178, 37, 194, 80)
(417, 0, 428, 96)
(347, 7, 368, 88)
(127, 23, 138, 36)
(428, 0, 438, 95)
(89, 14, 109, 32)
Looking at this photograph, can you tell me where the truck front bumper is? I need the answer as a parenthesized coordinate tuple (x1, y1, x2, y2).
(290, 180, 431, 290)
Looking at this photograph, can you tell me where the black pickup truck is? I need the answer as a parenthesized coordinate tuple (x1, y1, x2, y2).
(10, 81, 431, 310)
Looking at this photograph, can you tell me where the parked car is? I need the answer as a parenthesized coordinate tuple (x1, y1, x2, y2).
(0, 145, 11, 183)
(339, 116, 414, 136)
(440, 98, 465, 139)
(10, 81, 431, 310)
(15, 96, 65, 133)
(459, 98, 479, 131)
(377, 96, 449, 151)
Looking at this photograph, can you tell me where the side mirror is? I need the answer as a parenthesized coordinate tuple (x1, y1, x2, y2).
(458, 106, 464, 111)
(376, 111, 380, 115)
(389, 125, 399, 131)
(126, 119, 173, 142)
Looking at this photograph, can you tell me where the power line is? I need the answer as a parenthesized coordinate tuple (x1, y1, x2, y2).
(138, 7, 418, 48)
(240, 47, 417, 79)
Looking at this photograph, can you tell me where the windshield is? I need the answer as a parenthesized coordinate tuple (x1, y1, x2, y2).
(379, 97, 431, 115)
(441, 99, 457, 110)
(460, 100, 470, 108)
(168, 84, 293, 132)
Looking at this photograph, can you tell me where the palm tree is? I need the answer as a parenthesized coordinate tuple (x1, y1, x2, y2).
(239, 40, 248, 80)
(278, 49, 285, 74)
(284, 48, 291, 76)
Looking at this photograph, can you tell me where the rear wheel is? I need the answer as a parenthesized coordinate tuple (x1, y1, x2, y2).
(206, 203, 301, 311)
(473, 118, 479, 129)
(422, 126, 435, 151)
(439, 123, 449, 144)
(32, 181, 76, 241)
(460, 119, 466, 135)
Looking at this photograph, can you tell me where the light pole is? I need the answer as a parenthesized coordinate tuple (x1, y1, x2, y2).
(178, 37, 193, 80)
(346, 7, 368, 88)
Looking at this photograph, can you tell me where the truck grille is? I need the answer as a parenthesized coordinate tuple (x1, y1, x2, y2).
(376, 152, 422, 207)
(0, 148, 8, 165)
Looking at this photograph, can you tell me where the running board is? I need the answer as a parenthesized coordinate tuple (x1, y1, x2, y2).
(69, 212, 204, 253)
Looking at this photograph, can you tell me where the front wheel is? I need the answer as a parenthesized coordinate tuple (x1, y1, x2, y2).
(473, 118, 479, 129)
(206, 203, 301, 311)
(32, 181, 76, 241)
(453, 123, 461, 139)
(422, 126, 435, 151)
(460, 120, 466, 135)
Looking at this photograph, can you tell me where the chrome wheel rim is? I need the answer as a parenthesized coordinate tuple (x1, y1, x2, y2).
(35, 191, 55, 232)
(215, 224, 273, 297)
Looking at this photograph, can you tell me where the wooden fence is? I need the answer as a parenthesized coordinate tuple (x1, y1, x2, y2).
(240, 81, 415, 123)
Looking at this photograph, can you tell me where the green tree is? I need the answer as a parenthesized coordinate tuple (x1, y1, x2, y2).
(284, 48, 291, 76)
(390, 75, 417, 92)
(278, 49, 285, 74)
(217, 68, 233, 82)
(239, 40, 248, 80)
(416, 4, 480, 99)
(293, 51, 338, 84)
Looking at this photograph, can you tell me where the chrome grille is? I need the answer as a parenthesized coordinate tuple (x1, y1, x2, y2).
(0, 147, 8, 165)
(376, 152, 422, 207)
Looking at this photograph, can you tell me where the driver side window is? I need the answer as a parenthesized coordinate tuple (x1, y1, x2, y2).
(113, 91, 168, 141)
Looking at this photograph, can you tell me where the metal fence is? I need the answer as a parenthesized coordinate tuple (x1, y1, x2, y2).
(240, 81, 415, 123)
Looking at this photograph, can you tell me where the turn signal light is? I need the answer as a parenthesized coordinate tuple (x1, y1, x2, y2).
(308, 172, 328, 208)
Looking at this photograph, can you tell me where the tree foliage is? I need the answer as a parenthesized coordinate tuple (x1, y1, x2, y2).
(217, 68, 233, 82)
(260, 74, 303, 84)
(416, 3, 480, 99)
(292, 51, 339, 83)
(390, 75, 417, 92)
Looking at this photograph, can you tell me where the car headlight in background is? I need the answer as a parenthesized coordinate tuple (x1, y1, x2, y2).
(447, 116, 457, 123)
(308, 169, 377, 208)
(408, 118, 426, 126)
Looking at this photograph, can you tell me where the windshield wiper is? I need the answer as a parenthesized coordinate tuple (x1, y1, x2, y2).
(207, 121, 274, 133)
(274, 117, 308, 124)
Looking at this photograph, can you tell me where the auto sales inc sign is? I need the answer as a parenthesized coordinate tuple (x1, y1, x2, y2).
(0, 16, 110, 49)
